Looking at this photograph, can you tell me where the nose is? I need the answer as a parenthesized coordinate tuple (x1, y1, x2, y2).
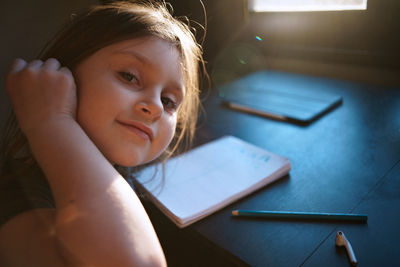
(134, 97, 163, 122)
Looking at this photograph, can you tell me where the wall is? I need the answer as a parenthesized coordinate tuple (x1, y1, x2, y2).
(0, 0, 98, 129)
(208, 0, 400, 87)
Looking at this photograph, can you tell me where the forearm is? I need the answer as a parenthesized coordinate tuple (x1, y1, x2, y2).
(26, 117, 166, 266)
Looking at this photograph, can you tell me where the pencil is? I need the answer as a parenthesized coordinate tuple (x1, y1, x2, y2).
(225, 102, 289, 121)
(231, 210, 368, 222)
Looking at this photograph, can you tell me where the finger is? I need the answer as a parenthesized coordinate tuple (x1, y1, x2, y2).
(59, 66, 73, 77)
(8, 58, 27, 74)
(59, 67, 76, 88)
(43, 58, 61, 70)
(26, 59, 44, 69)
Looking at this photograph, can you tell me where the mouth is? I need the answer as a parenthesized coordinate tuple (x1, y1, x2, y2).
(117, 120, 154, 141)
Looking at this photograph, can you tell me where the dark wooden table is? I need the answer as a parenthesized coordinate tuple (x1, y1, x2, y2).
(143, 71, 400, 266)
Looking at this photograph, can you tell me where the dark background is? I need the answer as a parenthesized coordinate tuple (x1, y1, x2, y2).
(167, 0, 400, 87)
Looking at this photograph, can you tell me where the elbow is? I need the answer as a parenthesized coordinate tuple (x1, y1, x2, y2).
(141, 247, 167, 267)
(147, 255, 167, 267)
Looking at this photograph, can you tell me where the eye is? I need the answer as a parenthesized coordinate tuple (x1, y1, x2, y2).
(118, 71, 139, 84)
(161, 96, 178, 111)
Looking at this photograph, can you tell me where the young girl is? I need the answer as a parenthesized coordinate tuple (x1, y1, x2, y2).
(0, 1, 204, 266)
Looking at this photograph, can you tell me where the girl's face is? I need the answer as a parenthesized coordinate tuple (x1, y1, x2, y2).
(74, 36, 184, 166)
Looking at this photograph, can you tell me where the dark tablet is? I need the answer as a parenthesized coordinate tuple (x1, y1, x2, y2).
(218, 71, 343, 125)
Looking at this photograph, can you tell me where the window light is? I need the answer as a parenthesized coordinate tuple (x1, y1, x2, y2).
(249, 0, 367, 12)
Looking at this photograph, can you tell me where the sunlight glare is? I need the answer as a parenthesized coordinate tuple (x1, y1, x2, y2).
(249, 0, 367, 12)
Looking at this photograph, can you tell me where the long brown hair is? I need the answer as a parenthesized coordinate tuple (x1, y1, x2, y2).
(1, 0, 205, 177)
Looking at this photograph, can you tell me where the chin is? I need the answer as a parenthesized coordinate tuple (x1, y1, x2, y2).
(109, 151, 159, 168)
(113, 157, 144, 168)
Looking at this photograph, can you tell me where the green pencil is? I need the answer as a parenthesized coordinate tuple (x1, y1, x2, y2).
(231, 210, 368, 222)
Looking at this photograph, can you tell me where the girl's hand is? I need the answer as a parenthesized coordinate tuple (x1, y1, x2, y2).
(6, 58, 77, 135)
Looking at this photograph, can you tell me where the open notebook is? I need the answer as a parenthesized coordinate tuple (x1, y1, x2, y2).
(134, 136, 291, 228)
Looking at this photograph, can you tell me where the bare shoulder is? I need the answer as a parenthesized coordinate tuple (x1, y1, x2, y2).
(0, 209, 69, 267)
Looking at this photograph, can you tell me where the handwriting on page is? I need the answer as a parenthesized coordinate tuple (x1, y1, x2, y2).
(140, 137, 274, 193)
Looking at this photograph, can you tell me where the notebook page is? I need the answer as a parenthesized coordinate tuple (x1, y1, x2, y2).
(135, 136, 290, 227)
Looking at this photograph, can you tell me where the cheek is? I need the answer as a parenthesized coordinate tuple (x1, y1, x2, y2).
(76, 78, 125, 121)
(168, 117, 178, 142)
(76, 87, 117, 140)
(157, 117, 177, 151)
(76, 90, 101, 128)
(76, 89, 92, 129)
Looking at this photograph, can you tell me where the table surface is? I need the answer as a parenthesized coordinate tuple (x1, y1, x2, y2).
(143, 71, 400, 267)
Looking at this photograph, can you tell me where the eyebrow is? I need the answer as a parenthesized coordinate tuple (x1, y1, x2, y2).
(114, 50, 149, 66)
(113, 51, 185, 97)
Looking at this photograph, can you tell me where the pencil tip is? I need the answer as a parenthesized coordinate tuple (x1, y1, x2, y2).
(232, 210, 238, 216)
